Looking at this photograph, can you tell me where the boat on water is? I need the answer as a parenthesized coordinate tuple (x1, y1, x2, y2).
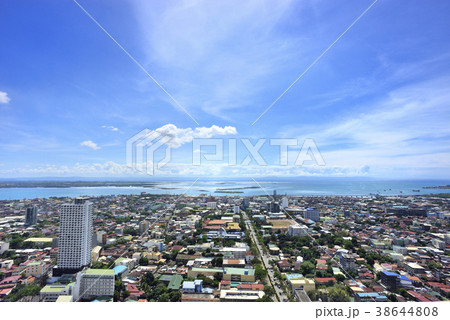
(413, 189, 420, 192)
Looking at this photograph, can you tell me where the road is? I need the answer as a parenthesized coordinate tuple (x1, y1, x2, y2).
(243, 211, 289, 302)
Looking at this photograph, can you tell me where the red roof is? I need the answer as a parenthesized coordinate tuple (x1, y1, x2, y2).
(237, 283, 264, 290)
(126, 284, 145, 296)
(407, 290, 430, 302)
(0, 275, 21, 284)
(0, 288, 13, 296)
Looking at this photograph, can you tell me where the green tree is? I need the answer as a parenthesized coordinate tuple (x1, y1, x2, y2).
(139, 256, 149, 266)
(300, 261, 315, 275)
(91, 261, 107, 269)
(328, 284, 350, 302)
(3, 284, 41, 302)
(264, 285, 275, 297)
(254, 264, 267, 280)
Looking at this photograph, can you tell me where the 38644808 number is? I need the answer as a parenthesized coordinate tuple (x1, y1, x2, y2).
(375, 306, 438, 317)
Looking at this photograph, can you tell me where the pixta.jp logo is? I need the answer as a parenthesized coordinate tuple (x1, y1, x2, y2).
(127, 129, 325, 176)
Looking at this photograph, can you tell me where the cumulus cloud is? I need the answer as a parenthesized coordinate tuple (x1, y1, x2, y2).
(0, 161, 374, 178)
(152, 124, 237, 148)
(102, 125, 119, 132)
(80, 140, 101, 150)
(0, 91, 10, 104)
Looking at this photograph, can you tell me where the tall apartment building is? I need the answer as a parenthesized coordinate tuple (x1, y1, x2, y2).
(139, 220, 150, 235)
(25, 205, 38, 226)
(304, 208, 320, 222)
(281, 197, 289, 209)
(241, 198, 250, 210)
(267, 201, 280, 213)
(55, 198, 93, 275)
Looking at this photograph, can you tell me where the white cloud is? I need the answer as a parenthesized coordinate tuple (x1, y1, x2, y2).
(80, 140, 101, 150)
(102, 125, 119, 132)
(152, 124, 237, 148)
(0, 91, 10, 104)
(280, 76, 450, 177)
(0, 161, 374, 178)
(132, 0, 304, 118)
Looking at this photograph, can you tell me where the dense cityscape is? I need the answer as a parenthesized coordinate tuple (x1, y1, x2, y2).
(0, 190, 449, 302)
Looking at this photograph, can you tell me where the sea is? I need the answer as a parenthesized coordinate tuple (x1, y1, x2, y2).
(0, 178, 449, 200)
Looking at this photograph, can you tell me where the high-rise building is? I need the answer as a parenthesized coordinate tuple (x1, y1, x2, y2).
(281, 197, 289, 209)
(241, 198, 250, 210)
(55, 198, 93, 275)
(96, 231, 106, 245)
(139, 220, 150, 235)
(25, 205, 38, 226)
(304, 208, 320, 222)
(267, 202, 280, 213)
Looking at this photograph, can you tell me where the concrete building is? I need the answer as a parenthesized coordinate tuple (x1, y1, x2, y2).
(220, 247, 247, 259)
(182, 280, 203, 293)
(115, 257, 135, 272)
(380, 270, 399, 289)
(267, 202, 280, 213)
(304, 208, 320, 222)
(91, 246, 102, 262)
(281, 197, 289, 209)
(288, 224, 309, 237)
(40, 283, 74, 302)
(219, 289, 264, 301)
(187, 267, 223, 278)
(139, 221, 149, 235)
(0, 241, 9, 255)
(242, 198, 250, 209)
(288, 278, 316, 292)
(405, 262, 426, 275)
(339, 253, 356, 272)
(25, 205, 38, 226)
(223, 268, 255, 282)
(207, 202, 217, 209)
(432, 238, 445, 250)
(96, 231, 107, 245)
(73, 269, 115, 301)
(56, 198, 93, 275)
(25, 261, 47, 277)
(233, 206, 240, 214)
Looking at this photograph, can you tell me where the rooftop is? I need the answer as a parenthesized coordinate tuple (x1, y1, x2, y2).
(84, 269, 115, 276)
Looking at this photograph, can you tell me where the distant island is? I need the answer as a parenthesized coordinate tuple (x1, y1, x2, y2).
(423, 185, 450, 189)
(0, 181, 160, 189)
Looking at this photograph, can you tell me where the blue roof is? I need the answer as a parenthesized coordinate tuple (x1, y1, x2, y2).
(113, 265, 127, 275)
(285, 274, 303, 280)
(381, 270, 398, 277)
(399, 275, 412, 281)
(357, 292, 380, 297)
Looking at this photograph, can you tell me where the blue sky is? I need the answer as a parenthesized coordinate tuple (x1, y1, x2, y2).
(1, 0, 450, 178)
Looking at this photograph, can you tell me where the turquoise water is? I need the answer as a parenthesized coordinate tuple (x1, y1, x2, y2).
(0, 179, 448, 200)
